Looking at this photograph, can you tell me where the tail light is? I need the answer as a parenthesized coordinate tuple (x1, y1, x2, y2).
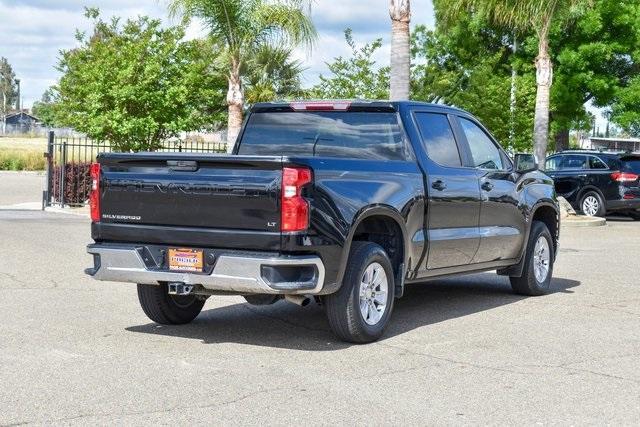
(281, 167, 312, 232)
(611, 171, 639, 182)
(289, 101, 350, 111)
(89, 162, 101, 222)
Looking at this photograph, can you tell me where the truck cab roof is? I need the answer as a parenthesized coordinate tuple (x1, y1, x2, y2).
(251, 100, 467, 115)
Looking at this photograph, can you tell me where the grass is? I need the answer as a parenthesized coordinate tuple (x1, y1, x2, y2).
(0, 149, 46, 171)
(0, 136, 227, 171)
(0, 137, 47, 171)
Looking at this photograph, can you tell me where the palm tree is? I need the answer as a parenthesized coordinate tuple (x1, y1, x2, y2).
(389, 0, 411, 101)
(445, 0, 583, 163)
(244, 45, 305, 104)
(169, 0, 316, 151)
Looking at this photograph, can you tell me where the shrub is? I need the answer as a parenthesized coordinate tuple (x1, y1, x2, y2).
(0, 150, 46, 171)
(51, 162, 92, 204)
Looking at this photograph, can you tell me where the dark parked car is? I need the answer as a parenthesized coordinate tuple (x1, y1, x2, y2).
(86, 101, 560, 343)
(544, 150, 640, 218)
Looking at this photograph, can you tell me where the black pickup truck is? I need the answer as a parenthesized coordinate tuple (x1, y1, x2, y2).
(86, 101, 559, 343)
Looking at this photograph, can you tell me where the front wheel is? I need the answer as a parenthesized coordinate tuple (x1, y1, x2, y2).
(510, 221, 554, 296)
(325, 242, 395, 343)
(137, 283, 205, 324)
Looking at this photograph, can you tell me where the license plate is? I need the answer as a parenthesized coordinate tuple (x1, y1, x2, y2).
(168, 248, 203, 272)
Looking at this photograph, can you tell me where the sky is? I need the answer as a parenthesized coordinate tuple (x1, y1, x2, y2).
(0, 0, 435, 109)
(0, 0, 605, 128)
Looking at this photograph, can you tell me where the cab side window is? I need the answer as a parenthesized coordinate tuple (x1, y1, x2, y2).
(562, 155, 587, 170)
(459, 117, 504, 170)
(414, 112, 462, 167)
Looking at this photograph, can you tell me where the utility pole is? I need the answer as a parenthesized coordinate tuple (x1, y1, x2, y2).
(15, 78, 20, 112)
(0, 75, 5, 136)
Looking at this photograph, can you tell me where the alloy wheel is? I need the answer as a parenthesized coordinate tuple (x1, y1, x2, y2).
(358, 262, 389, 326)
(533, 236, 550, 283)
(582, 195, 599, 216)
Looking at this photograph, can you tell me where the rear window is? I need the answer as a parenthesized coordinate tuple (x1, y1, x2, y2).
(588, 156, 608, 169)
(622, 158, 640, 174)
(237, 111, 407, 160)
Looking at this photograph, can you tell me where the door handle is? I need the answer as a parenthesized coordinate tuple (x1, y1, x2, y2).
(431, 180, 446, 191)
(481, 181, 494, 191)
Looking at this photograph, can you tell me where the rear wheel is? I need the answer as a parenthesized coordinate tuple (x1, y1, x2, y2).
(580, 191, 605, 217)
(137, 283, 205, 324)
(510, 221, 554, 296)
(325, 242, 395, 343)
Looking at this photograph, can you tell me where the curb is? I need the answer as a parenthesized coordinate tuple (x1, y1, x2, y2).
(562, 215, 606, 227)
(0, 202, 42, 211)
(0, 170, 45, 176)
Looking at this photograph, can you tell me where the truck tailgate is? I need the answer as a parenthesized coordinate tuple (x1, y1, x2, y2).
(98, 153, 282, 232)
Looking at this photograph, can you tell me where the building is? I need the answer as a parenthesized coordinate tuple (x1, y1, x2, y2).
(3, 111, 41, 133)
(578, 136, 640, 152)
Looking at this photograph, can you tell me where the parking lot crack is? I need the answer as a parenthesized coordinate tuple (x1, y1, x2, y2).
(377, 341, 531, 375)
(0, 271, 59, 290)
(561, 367, 640, 384)
(11, 379, 333, 425)
(378, 342, 640, 384)
(0, 271, 29, 286)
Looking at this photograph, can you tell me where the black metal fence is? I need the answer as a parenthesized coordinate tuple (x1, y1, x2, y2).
(43, 131, 228, 208)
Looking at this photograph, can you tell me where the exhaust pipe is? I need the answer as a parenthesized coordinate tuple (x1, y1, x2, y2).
(285, 294, 311, 307)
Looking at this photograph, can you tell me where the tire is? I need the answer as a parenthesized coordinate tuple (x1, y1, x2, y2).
(629, 212, 640, 221)
(580, 191, 605, 217)
(325, 242, 395, 343)
(137, 283, 205, 324)
(510, 221, 554, 296)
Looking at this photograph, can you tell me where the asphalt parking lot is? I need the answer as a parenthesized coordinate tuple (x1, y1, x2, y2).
(1, 176, 639, 424)
(0, 171, 43, 207)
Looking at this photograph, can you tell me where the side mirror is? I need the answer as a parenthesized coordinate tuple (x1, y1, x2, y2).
(514, 153, 538, 173)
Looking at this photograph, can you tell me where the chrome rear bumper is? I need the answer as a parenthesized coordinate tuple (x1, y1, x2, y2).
(86, 244, 325, 295)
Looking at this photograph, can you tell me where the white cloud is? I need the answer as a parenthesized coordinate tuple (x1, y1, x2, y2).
(299, 0, 435, 85)
(0, 0, 434, 108)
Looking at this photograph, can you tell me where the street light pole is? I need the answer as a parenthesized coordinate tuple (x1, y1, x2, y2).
(0, 77, 5, 136)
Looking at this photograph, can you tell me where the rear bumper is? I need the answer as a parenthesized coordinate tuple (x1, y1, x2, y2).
(85, 244, 325, 295)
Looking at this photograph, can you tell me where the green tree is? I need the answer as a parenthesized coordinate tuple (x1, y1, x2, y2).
(169, 0, 316, 150)
(411, 21, 537, 152)
(549, 0, 640, 149)
(443, 0, 586, 164)
(416, 0, 640, 153)
(244, 45, 305, 104)
(0, 57, 18, 134)
(31, 87, 61, 127)
(309, 29, 390, 100)
(612, 77, 640, 137)
(55, 9, 226, 152)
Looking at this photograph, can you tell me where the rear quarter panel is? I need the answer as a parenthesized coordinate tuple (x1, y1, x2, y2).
(284, 156, 426, 291)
